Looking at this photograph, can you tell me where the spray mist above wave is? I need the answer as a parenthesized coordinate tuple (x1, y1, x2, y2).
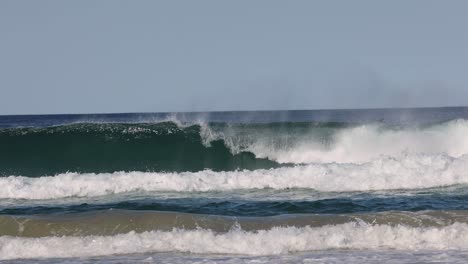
(2, 223, 468, 260)
(2, 153, 468, 199)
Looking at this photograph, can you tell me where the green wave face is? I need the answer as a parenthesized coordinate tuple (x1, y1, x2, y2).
(0, 122, 280, 177)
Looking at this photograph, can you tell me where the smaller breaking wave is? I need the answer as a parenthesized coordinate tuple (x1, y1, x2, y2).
(1, 153, 468, 199)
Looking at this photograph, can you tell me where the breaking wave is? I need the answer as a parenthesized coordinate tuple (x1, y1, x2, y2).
(2, 119, 468, 177)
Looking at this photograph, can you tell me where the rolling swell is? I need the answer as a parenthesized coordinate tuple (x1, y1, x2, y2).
(0, 122, 279, 177)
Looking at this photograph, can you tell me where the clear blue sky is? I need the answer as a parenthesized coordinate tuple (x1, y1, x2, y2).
(1, 1, 468, 115)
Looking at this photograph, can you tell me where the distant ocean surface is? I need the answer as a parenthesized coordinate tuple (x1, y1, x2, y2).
(2, 107, 468, 263)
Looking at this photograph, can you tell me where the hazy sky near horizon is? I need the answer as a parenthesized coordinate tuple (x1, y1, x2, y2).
(1, 1, 468, 114)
